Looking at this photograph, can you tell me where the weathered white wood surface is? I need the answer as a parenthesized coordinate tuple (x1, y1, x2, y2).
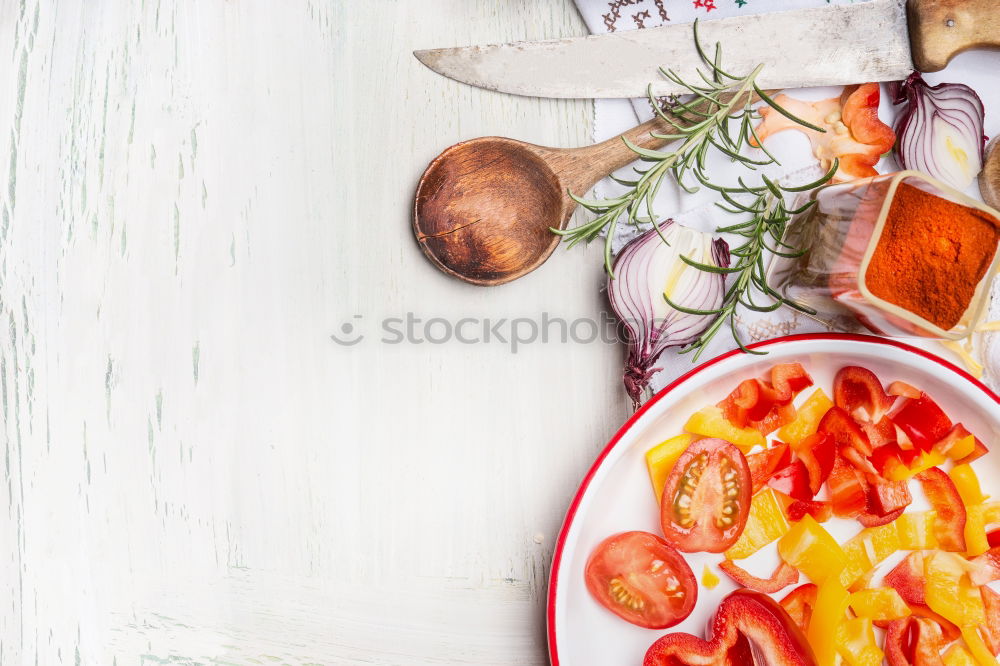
(0, 1, 629, 663)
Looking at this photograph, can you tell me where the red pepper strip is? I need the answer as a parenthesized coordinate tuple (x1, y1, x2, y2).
(981, 586, 1000, 656)
(915, 467, 967, 552)
(779, 584, 817, 635)
(875, 605, 960, 643)
(833, 366, 896, 422)
(862, 415, 898, 449)
(884, 616, 946, 666)
(837, 83, 898, 179)
(768, 460, 815, 501)
(891, 393, 953, 452)
(956, 438, 989, 465)
(643, 589, 817, 666)
(934, 423, 974, 457)
(828, 454, 868, 518)
(841, 445, 879, 476)
(884, 552, 926, 606)
(770, 363, 814, 403)
(858, 506, 905, 527)
(869, 479, 912, 515)
(721, 379, 768, 429)
(747, 444, 791, 495)
(888, 381, 921, 399)
(796, 432, 835, 495)
(869, 443, 921, 477)
(988, 529, 1000, 549)
(786, 499, 833, 523)
(968, 547, 1000, 586)
(718, 560, 799, 594)
(818, 406, 873, 456)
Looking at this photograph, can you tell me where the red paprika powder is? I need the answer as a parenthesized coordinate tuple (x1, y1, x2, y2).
(865, 182, 1000, 330)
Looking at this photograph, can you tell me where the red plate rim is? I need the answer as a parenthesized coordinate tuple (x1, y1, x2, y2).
(545, 332, 1000, 665)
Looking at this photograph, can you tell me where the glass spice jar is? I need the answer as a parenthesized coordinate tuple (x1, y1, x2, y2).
(769, 170, 1000, 340)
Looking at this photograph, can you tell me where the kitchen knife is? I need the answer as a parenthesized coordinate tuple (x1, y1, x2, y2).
(414, 0, 1000, 99)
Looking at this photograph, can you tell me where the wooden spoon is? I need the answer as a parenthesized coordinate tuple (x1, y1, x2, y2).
(413, 112, 678, 286)
(980, 137, 1000, 212)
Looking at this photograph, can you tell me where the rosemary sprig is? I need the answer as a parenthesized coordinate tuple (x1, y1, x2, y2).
(553, 20, 824, 276)
(665, 160, 839, 361)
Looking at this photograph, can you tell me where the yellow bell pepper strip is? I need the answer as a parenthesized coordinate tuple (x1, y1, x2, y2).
(948, 434, 978, 461)
(925, 551, 986, 627)
(944, 643, 980, 666)
(835, 617, 883, 666)
(984, 502, 1000, 525)
(837, 522, 900, 588)
(849, 588, 911, 621)
(967, 503, 991, 557)
(952, 463, 988, 504)
(683, 405, 765, 453)
(701, 565, 720, 590)
(725, 488, 790, 560)
(808, 576, 851, 666)
(778, 514, 847, 585)
(646, 434, 697, 503)
(895, 510, 939, 550)
(777, 388, 833, 445)
(962, 626, 1000, 666)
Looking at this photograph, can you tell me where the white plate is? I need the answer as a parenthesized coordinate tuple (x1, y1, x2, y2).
(547, 333, 1000, 666)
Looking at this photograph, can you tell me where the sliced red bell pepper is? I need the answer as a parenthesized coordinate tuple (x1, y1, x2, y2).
(883, 617, 946, 666)
(819, 406, 873, 456)
(981, 586, 1000, 656)
(828, 455, 868, 518)
(989, 529, 1000, 549)
(862, 415, 898, 449)
(914, 467, 967, 552)
(643, 589, 817, 666)
(868, 479, 912, 516)
(721, 379, 770, 429)
(770, 363, 814, 403)
(833, 366, 896, 422)
(887, 381, 921, 399)
(858, 506, 905, 527)
(768, 460, 815, 501)
(841, 445, 879, 476)
(786, 500, 833, 523)
(968, 547, 1000, 587)
(884, 552, 926, 606)
(934, 423, 976, 458)
(719, 560, 799, 594)
(890, 393, 953, 452)
(780, 584, 818, 635)
(876, 604, 960, 643)
(747, 443, 792, 494)
(796, 432, 836, 496)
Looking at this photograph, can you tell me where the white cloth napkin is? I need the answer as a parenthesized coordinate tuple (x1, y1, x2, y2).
(573, 0, 1000, 393)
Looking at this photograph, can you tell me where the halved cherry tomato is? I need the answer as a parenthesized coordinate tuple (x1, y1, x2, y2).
(660, 438, 752, 553)
(828, 454, 868, 518)
(819, 406, 873, 456)
(644, 589, 816, 666)
(833, 366, 896, 422)
(915, 467, 967, 552)
(718, 560, 799, 594)
(891, 393, 953, 452)
(747, 443, 791, 494)
(584, 531, 697, 629)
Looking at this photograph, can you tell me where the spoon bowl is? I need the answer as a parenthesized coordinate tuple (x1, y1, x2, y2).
(413, 137, 569, 286)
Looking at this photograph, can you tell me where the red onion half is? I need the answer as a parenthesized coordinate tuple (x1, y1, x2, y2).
(892, 72, 987, 190)
(609, 221, 730, 406)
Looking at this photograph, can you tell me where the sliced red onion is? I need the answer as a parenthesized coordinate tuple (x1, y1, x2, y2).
(892, 72, 987, 190)
(609, 220, 729, 406)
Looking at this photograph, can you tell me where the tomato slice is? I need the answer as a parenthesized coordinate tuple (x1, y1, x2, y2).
(584, 531, 697, 629)
(660, 438, 752, 553)
(833, 366, 896, 422)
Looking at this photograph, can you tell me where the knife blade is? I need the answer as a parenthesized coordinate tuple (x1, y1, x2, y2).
(414, 0, 912, 99)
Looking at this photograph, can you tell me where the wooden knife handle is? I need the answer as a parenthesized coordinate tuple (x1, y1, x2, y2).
(907, 0, 1000, 72)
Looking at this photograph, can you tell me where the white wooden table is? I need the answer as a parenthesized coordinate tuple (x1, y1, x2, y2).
(0, 1, 632, 663)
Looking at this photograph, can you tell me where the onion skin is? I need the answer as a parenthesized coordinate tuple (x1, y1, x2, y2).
(891, 72, 987, 190)
(609, 221, 729, 406)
